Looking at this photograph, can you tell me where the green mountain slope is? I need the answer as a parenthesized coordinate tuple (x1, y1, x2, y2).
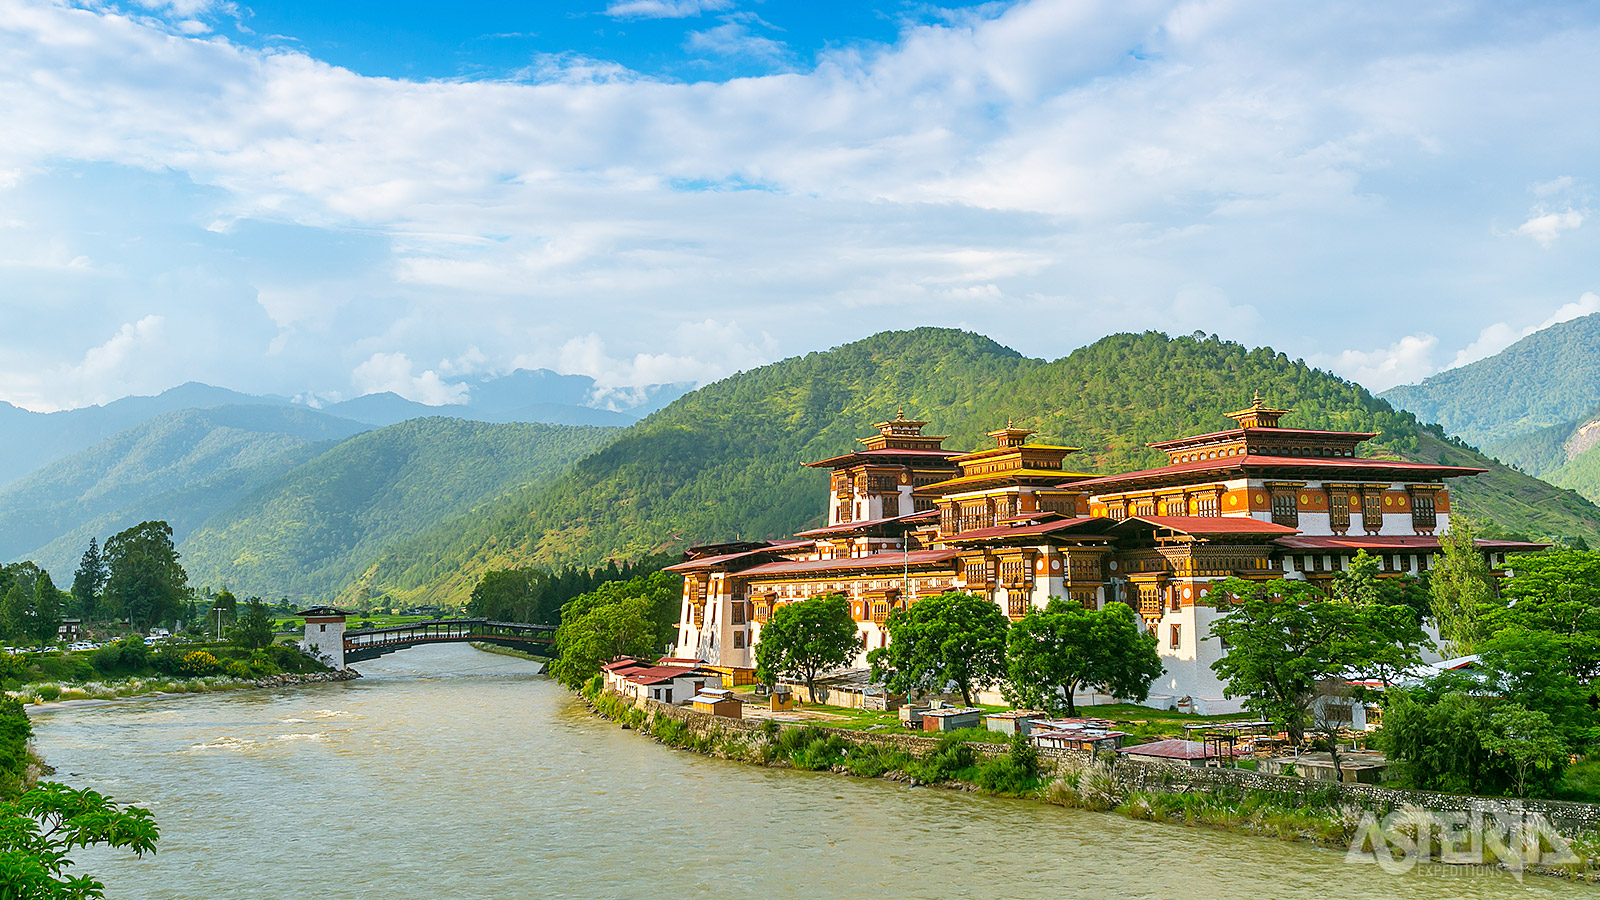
(0, 405, 366, 570)
(352, 329, 1600, 605)
(1380, 312, 1600, 447)
(179, 418, 618, 601)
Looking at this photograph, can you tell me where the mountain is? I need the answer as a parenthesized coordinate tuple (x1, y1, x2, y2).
(1, 405, 365, 572)
(321, 392, 636, 428)
(1380, 312, 1600, 447)
(0, 383, 292, 487)
(0, 370, 691, 489)
(178, 418, 618, 601)
(349, 328, 1600, 606)
(1486, 403, 1600, 505)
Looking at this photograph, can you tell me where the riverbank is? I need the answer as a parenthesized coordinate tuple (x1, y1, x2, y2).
(20, 668, 362, 714)
(467, 642, 549, 666)
(585, 683, 1600, 881)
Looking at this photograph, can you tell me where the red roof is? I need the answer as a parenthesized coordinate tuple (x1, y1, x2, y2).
(1116, 739, 1220, 760)
(739, 549, 961, 577)
(942, 517, 1108, 542)
(805, 448, 962, 467)
(1075, 454, 1485, 490)
(663, 540, 811, 572)
(1148, 427, 1378, 450)
(625, 665, 714, 685)
(795, 509, 939, 537)
(1115, 515, 1300, 536)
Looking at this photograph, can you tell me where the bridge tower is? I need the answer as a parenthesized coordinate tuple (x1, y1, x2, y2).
(298, 606, 352, 670)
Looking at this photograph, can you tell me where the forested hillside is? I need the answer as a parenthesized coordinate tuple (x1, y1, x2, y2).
(180, 418, 617, 600)
(1486, 403, 1600, 505)
(0, 405, 364, 571)
(350, 329, 1600, 605)
(1380, 312, 1600, 446)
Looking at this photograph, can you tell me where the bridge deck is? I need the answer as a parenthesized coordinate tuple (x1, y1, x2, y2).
(343, 618, 555, 662)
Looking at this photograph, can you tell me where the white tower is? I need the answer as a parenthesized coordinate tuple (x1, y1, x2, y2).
(299, 606, 349, 670)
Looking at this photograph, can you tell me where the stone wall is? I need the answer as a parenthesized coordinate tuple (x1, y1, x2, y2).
(609, 691, 1600, 832)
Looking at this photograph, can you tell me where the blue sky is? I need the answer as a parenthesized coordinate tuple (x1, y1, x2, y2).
(219, 1, 991, 82)
(0, 0, 1597, 411)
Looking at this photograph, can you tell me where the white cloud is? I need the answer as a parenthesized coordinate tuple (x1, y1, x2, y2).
(1513, 208, 1585, 248)
(350, 352, 469, 405)
(1314, 334, 1439, 393)
(1448, 292, 1600, 369)
(606, 0, 733, 19)
(0, 316, 166, 411)
(0, 1, 1598, 407)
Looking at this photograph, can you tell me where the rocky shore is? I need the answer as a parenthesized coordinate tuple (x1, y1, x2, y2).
(253, 669, 362, 688)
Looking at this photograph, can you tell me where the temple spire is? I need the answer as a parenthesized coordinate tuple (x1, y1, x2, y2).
(1225, 392, 1292, 429)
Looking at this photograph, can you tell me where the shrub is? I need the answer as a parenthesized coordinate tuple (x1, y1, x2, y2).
(179, 651, 222, 676)
(34, 684, 61, 702)
(908, 735, 975, 784)
(973, 735, 1042, 795)
(223, 660, 252, 679)
(91, 637, 150, 675)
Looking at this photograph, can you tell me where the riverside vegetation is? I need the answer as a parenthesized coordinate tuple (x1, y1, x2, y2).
(583, 678, 1600, 880)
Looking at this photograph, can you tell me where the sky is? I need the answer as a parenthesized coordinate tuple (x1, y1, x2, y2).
(1, 0, 1598, 411)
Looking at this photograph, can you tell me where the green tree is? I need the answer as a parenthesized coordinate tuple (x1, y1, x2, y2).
(1377, 680, 1509, 795)
(208, 590, 238, 639)
(550, 595, 660, 689)
(228, 597, 274, 651)
(1207, 577, 1425, 746)
(467, 569, 548, 624)
(0, 698, 160, 898)
(1004, 598, 1162, 716)
(1483, 704, 1567, 799)
(103, 522, 189, 631)
(869, 591, 1009, 706)
(0, 585, 28, 647)
(1429, 520, 1497, 654)
(1493, 549, 1600, 679)
(31, 572, 62, 649)
(71, 538, 107, 621)
(753, 594, 859, 698)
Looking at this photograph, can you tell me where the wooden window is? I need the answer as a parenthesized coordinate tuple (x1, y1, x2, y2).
(1134, 498, 1157, 517)
(1362, 492, 1383, 530)
(1411, 492, 1437, 530)
(1169, 586, 1181, 612)
(1271, 492, 1298, 527)
(1192, 494, 1219, 517)
(1170, 624, 1181, 649)
(733, 631, 745, 650)
(1328, 494, 1350, 532)
(881, 493, 900, 518)
(731, 602, 746, 625)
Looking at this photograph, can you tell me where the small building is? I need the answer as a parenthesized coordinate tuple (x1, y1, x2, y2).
(1261, 751, 1388, 784)
(690, 689, 743, 718)
(983, 710, 1042, 737)
(1032, 727, 1127, 753)
(921, 707, 983, 732)
(1116, 739, 1223, 768)
(900, 705, 932, 729)
(56, 619, 83, 643)
(619, 664, 718, 705)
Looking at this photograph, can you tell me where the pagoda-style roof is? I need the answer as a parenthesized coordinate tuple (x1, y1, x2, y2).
(1225, 392, 1293, 429)
(805, 410, 956, 468)
(739, 549, 961, 578)
(297, 605, 356, 618)
(918, 467, 1098, 496)
(940, 516, 1114, 544)
(794, 509, 938, 538)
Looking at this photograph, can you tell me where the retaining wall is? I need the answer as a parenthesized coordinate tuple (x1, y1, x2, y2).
(609, 690, 1600, 831)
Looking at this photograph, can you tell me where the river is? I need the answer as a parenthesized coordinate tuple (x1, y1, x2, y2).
(27, 644, 1588, 899)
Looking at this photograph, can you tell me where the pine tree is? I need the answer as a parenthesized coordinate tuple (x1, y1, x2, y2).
(0, 585, 29, 646)
(72, 538, 107, 621)
(31, 573, 62, 648)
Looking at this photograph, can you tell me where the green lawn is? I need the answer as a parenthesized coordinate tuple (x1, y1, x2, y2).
(273, 614, 438, 633)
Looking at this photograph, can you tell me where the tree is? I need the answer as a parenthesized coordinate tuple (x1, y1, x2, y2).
(753, 594, 859, 699)
(1377, 680, 1508, 795)
(0, 585, 28, 646)
(1483, 704, 1567, 799)
(207, 590, 238, 640)
(31, 571, 62, 649)
(1429, 520, 1497, 654)
(550, 595, 660, 689)
(103, 522, 189, 631)
(0, 698, 160, 898)
(1493, 549, 1600, 679)
(71, 538, 107, 621)
(1207, 577, 1425, 747)
(869, 591, 1009, 706)
(467, 569, 549, 624)
(1005, 598, 1162, 716)
(228, 598, 274, 651)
